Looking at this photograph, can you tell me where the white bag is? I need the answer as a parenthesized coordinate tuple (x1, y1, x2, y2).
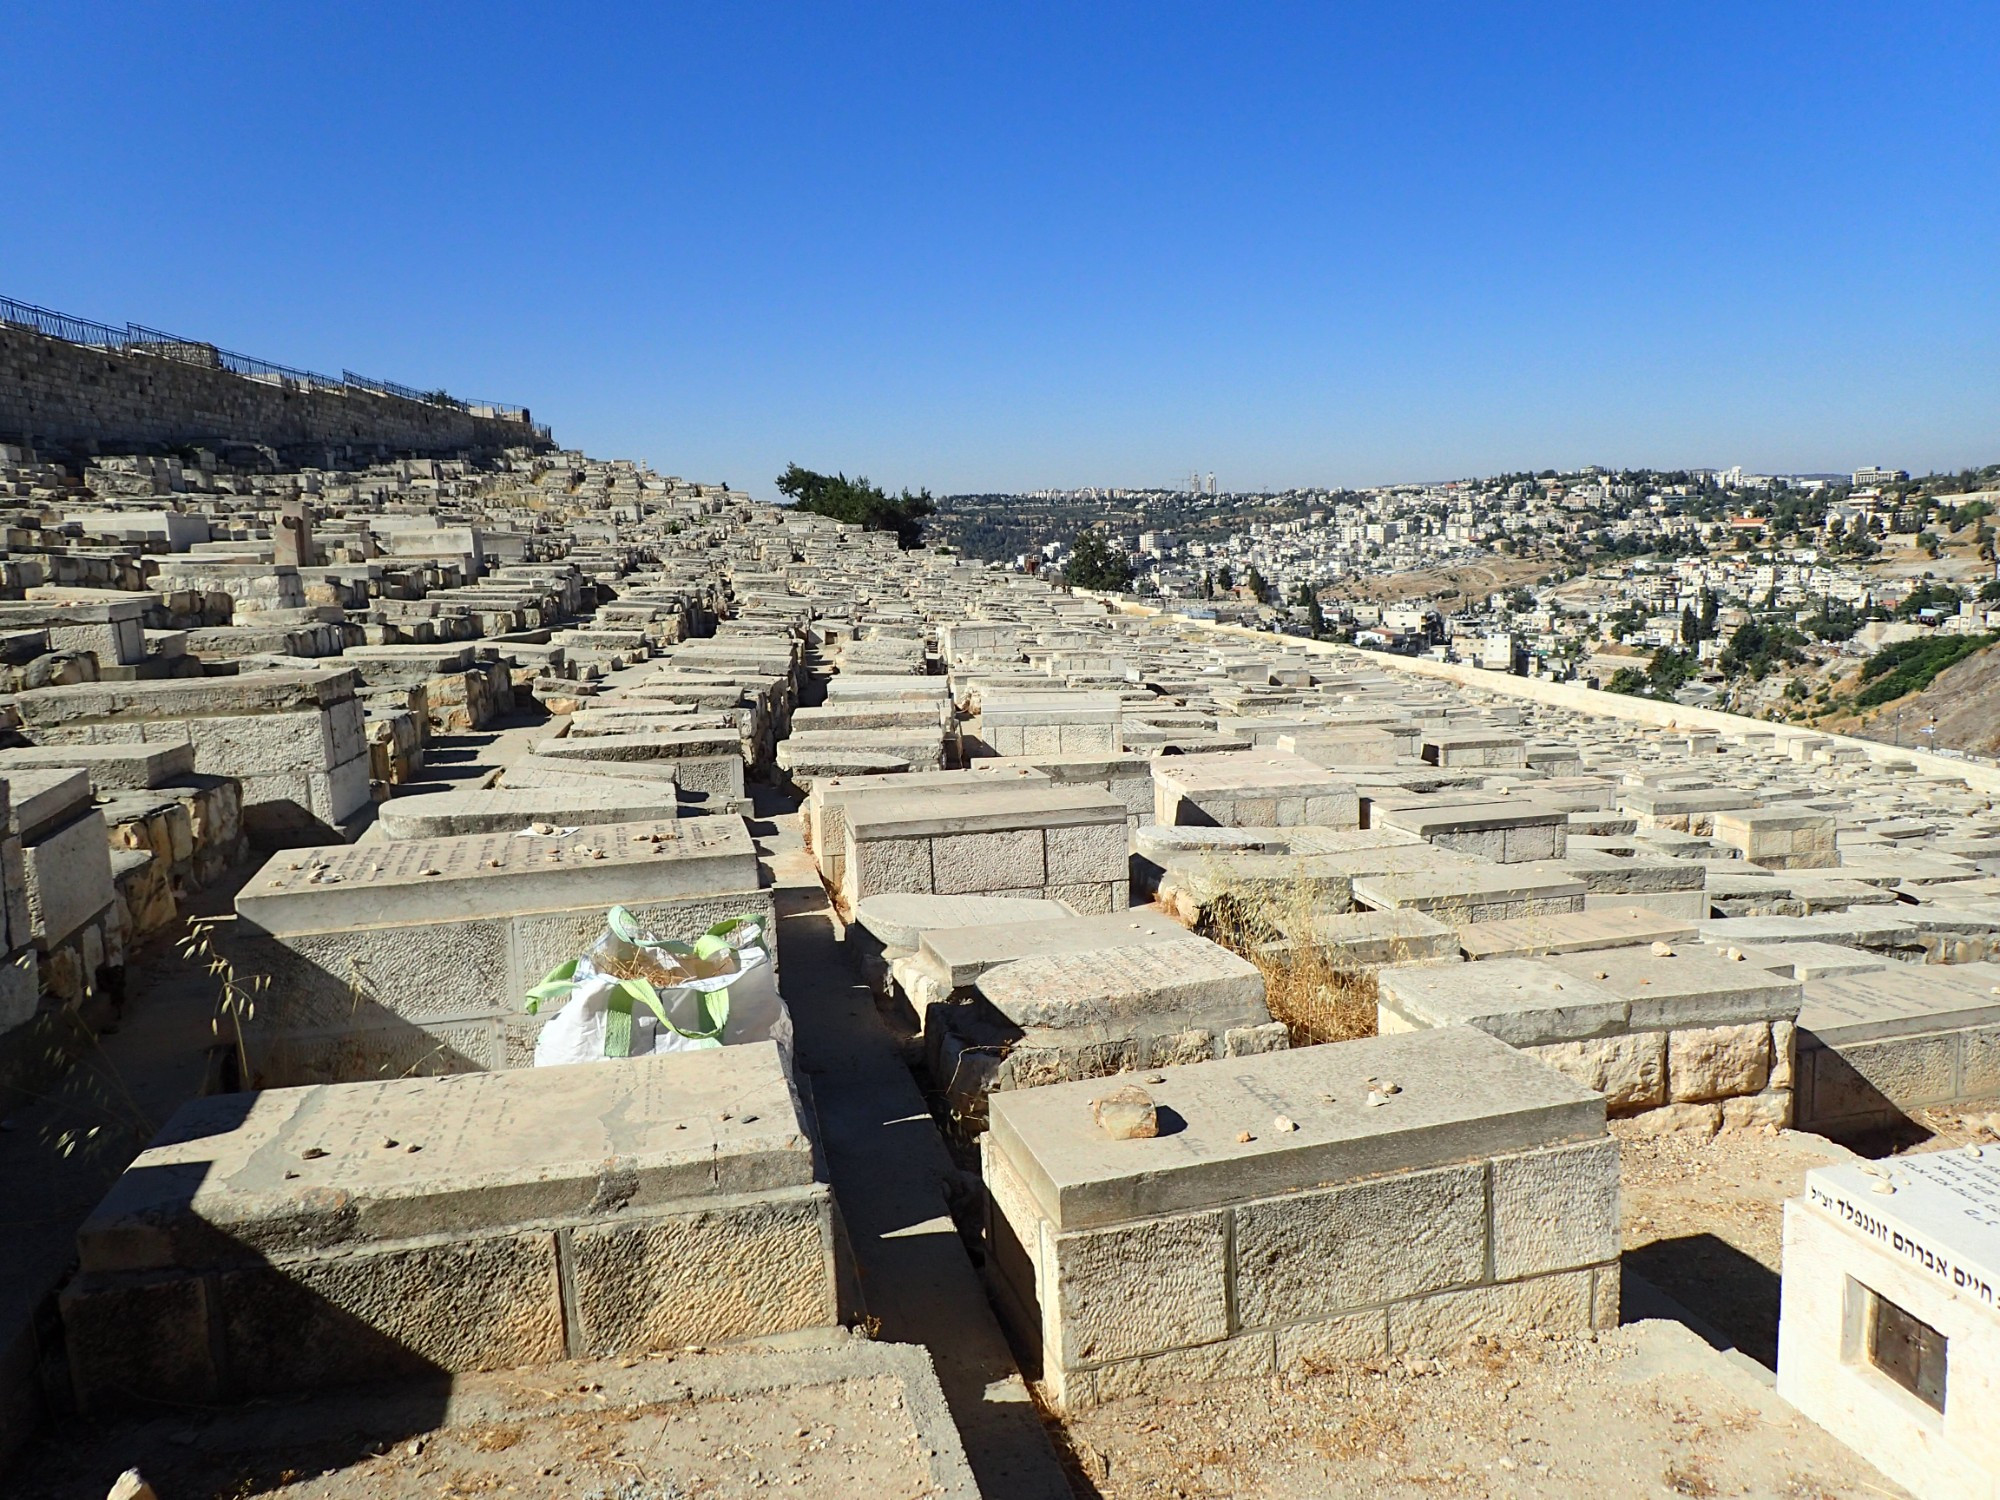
(524, 909, 790, 1067)
(530, 974, 624, 1068)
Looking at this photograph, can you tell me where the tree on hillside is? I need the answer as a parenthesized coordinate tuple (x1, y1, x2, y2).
(775, 463, 933, 548)
(1063, 531, 1133, 591)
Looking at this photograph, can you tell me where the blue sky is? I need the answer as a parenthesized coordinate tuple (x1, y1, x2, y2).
(4, 4, 1995, 496)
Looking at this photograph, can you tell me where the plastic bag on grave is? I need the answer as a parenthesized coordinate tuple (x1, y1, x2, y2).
(525, 908, 790, 1066)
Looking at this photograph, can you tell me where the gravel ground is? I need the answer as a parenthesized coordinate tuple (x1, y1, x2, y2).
(1047, 1318, 1905, 1499)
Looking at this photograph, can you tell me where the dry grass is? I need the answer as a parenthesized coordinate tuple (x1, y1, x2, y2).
(1192, 862, 1381, 1046)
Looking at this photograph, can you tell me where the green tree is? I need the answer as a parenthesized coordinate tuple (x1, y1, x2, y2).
(775, 464, 934, 548)
(1063, 531, 1133, 591)
(1244, 567, 1270, 604)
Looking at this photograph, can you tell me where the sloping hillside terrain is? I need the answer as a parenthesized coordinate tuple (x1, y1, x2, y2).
(1830, 637, 2000, 756)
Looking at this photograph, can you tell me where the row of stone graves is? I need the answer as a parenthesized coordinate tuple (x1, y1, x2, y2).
(0, 459, 1991, 1495)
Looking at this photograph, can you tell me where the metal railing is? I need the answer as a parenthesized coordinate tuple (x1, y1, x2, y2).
(0, 295, 128, 348)
(2, 294, 534, 423)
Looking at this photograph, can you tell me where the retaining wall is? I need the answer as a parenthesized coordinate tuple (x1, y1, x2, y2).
(0, 324, 548, 461)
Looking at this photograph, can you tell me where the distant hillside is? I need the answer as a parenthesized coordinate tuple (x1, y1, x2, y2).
(1832, 638, 2000, 756)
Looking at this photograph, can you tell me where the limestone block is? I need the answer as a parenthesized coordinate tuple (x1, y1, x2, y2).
(847, 832, 936, 900)
(1811, 1034, 1958, 1122)
(23, 809, 114, 949)
(1489, 1139, 1620, 1279)
(1964, 1027, 2000, 1099)
(1590, 1263, 1620, 1330)
(932, 828, 1043, 895)
(1769, 1018, 1796, 1091)
(216, 1231, 565, 1391)
(1052, 1209, 1231, 1366)
(1386, 1267, 1596, 1354)
(0, 951, 36, 1032)
(1084, 1331, 1274, 1406)
(1619, 1101, 1722, 1138)
(1720, 1089, 1792, 1130)
(1046, 880, 1125, 913)
(1225, 1021, 1291, 1057)
(1668, 1022, 1772, 1102)
(1274, 1310, 1391, 1372)
(1143, 1029, 1221, 1068)
(1528, 1032, 1667, 1113)
(566, 1191, 837, 1355)
(1233, 1163, 1487, 1327)
(1, 835, 29, 951)
(59, 1275, 220, 1407)
(1044, 820, 1129, 886)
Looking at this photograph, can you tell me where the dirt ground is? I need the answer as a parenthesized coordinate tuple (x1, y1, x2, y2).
(1048, 1319, 1899, 1499)
(12, 1354, 955, 1500)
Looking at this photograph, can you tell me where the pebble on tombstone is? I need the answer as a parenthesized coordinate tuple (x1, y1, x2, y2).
(1092, 1084, 1159, 1140)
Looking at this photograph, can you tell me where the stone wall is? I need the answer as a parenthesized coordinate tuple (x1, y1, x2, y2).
(0, 325, 549, 462)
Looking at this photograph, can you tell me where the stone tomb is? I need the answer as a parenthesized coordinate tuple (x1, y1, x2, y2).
(1152, 750, 1360, 829)
(931, 930, 1287, 1124)
(842, 784, 1129, 915)
(1777, 1148, 2000, 1498)
(229, 815, 768, 1086)
(1351, 864, 1587, 926)
(1369, 795, 1569, 864)
(536, 727, 745, 800)
(1790, 964, 2000, 1137)
(6, 669, 369, 838)
(62, 1042, 837, 1407)
(984, 1026, 1618, 1411)
(1378, 949, 1801, 1129)
(1714, 806, 1840, 871)
(805, 764, 1049, 899)
(969, 690, 1122, 758)
(376, 784, 680, 840)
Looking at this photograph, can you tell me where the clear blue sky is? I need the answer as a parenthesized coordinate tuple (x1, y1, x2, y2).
(5, 4, 1996, 496)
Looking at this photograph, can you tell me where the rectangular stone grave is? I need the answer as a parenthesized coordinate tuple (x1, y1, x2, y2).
(536, 728, 744, 799)
(984, 1026, 1617, 1410)
(1379, 949, 1801, 1128)
(1791, 963, 2000, 1136)
(843, 785, 1129, 916)
(1421, 731, 1526, 769)
(1457, 906, 1699, 961)
(229, 815, 769, 1086)
(805, 764, 1050, 895)
(376, 785, 680, 840)
(1371, 797, 1568, 864)
(932, 934, 1286, 1124)
(972, 691, 1122, 757)
(62, 1042, 837, 1407)
(1351, 866, 1586, 926)
(1152, 750, 1360, 829)
(1777, 1149, 2000, 1497)
(1715, 807, 1840, 870)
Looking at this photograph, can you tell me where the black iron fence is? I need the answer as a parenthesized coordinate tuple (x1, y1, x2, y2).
(2, 294, 530, 422)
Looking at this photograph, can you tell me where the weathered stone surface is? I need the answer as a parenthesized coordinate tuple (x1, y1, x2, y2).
(1667, 1021, 1773, 1103)
(1233, 1163, 1487, 1326)
(1092, 1085, 1159, 1140)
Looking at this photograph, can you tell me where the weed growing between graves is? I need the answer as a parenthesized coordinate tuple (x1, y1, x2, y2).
(1193, 861, 1380, 1046)
(180, 915, 265, 1084)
